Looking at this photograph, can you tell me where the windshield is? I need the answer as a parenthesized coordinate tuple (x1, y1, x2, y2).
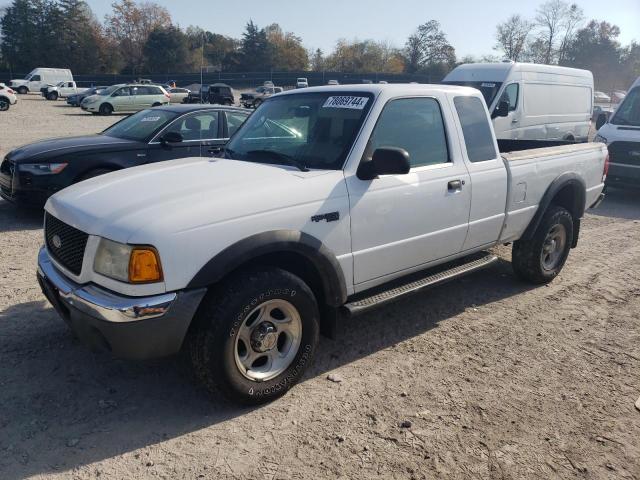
(225, 91, 373, 170)
(442, 81, 504, 107)
(611, 87, 640, 127)
(102, 109, 179, 141)
(99, 85, 120, 96)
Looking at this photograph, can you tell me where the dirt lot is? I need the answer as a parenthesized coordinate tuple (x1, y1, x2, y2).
(1, 96, 639, 480)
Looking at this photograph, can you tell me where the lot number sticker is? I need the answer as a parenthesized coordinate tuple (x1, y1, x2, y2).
(323, 96, 369, 110)
(141, 116, 161, 122)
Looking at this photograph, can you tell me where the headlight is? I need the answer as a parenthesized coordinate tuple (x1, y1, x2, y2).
(18, 163, 68, 175)
(594, 134, 608, 144)
(94, 238, 163, 283)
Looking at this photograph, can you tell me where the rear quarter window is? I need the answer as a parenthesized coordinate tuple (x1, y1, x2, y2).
(453, 96, 498, 163)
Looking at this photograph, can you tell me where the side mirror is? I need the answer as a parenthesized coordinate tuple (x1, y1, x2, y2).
(595, 113, 607, 130)
(492, 100, 510, 118)
(358, 147, 411, 180)
(160, 131, 183, 144)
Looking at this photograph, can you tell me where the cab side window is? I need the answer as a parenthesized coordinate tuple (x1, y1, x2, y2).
(367, 97, 449, 168)
(31, 75, 41, 81)
(113, 87, 130, 97)
(502, 83, 519, 112)
(453, 96, 498, 163)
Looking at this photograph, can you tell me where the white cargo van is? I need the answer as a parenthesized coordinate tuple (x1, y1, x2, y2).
(9, 68, 73, 94)
(443, 62, 593, 142)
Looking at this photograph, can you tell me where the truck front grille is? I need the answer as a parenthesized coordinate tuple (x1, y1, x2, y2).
(45, 213, 89, 275)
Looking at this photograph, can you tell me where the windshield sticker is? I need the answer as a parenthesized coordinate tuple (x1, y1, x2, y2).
(481, 83, 496, 88)
(141, 116, 161, 122)
(323, 96, 369, 110)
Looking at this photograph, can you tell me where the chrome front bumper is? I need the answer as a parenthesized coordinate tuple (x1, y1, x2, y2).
(37, 247, 206, 359)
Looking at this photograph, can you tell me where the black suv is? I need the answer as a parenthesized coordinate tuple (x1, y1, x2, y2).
(184, 83, 234, 105)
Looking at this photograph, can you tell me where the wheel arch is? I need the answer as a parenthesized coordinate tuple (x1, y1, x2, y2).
(187, 230, 348, 307)
(521, 173, 586, 247)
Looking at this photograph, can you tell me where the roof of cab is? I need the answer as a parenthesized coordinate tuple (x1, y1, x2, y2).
(277, 83, 480, 97)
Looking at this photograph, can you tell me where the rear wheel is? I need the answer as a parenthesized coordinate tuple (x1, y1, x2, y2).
(512, 206, 573, 284)
(0, 98, 9, 111)
(152, 102, 161, 107)
(47, 91, 58, 101)
(99, 103, 113, 115)
(17, 86, 28, 95)
(190, 267, 320, 404)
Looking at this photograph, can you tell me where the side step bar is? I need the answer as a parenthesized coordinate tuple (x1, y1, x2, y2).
(343, 254, 498, 317)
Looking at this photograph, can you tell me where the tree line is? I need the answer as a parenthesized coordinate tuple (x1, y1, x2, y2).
(0, 0, 638, 89)
(493, 0, 639, 89)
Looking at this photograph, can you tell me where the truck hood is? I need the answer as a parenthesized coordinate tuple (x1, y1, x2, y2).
(45, 158, 341, 244)
(8, 135, 140, 162)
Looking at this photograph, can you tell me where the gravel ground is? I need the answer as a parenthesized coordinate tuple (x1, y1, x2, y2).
(1, 96, 639, 480)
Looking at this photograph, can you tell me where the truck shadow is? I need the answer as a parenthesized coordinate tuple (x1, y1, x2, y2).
(590, 187, 640, 220)
(0, 257, 536, 479)
(0, 200, 43, 232)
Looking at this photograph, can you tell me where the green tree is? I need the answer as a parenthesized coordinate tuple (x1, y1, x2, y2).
(237, 20, 270, 71)
(403, 20, 456, 74)
(143, 25, 189, 73)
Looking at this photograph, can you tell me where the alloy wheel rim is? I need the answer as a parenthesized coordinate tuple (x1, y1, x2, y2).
(541, 224, 567, 271)
(233, 299, 302, 382)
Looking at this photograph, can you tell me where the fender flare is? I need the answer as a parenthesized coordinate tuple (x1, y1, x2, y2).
(187, 230, 348, 306)
(521, 172, 586, 243)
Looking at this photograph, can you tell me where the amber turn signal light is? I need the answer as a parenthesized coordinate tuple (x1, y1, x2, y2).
(128, 247, 163, 283)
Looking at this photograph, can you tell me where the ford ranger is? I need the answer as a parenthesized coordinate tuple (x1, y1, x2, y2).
(37, 85, 607, 404)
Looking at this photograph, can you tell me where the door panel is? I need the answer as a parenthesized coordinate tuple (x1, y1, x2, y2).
(347, 96, 471, 286)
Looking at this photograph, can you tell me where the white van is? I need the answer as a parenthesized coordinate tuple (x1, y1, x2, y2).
(594, 77, 640, 187)
(10, 68, 73, 94)
(443, 62, 593, 142)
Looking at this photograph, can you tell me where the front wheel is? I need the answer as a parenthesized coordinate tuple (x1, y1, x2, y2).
(190, 268, 320, 404)
(17, 86, 28, 95)
(47, 92, 58, 101)
(0, 98, 9, 111)
(512, 206, 573, 284)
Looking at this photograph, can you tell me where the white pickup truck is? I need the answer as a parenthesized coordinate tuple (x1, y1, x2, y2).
(41, 81, 88, 101)
(37, 84, 607, 404)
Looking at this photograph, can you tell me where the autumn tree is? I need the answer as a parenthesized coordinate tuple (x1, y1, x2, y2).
(495, 15, 534, 61)
(265, 23, 308, 71)
(104, 0, 171, 73)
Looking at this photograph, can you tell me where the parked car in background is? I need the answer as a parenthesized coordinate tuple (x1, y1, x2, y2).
(327, 80, 339, 85)
(41, 81, 88, 100)
(594, 91, 612, 104)
(240, 86, 283, 108)
(296, 77, 309, 88)
(0, 83, 18, 111)
(184, 83, 235, 105)
(81, 84, 170, 115)
(592, 105, 614, 123)
(169, 87, 190, 103)
(594, 77, 640, 188)
(10, 68, 73, 94)
(264, 81, 275, 88)
(0, 105, 251, 206)
(66, 86, 108, 107)
(443, 62, 593, 142)
(36, 84, 606, 404)
(610, 90, 626, 103)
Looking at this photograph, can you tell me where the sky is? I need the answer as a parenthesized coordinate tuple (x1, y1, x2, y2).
(85, 0, 640, 57)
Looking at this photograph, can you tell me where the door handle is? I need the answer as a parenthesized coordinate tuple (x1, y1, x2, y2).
(511, 118, 519, 124)
(208, 146, 222, 154)
(448, 179, 464, 192)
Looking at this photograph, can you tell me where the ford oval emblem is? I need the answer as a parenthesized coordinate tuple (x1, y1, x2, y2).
(52, 234, 62, 249)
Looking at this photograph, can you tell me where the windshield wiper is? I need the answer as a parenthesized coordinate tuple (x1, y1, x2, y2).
(245, 149, 309, 172)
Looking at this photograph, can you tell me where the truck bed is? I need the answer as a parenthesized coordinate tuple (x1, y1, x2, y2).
(499, 141, 607, 244)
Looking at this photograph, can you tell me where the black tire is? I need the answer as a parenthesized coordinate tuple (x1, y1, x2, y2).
(47, 92, 58, 101)
(0, 98, 9, 111)
(99, 103, 113, 115)
(17, 86, 28, 95)
(190, 267, 320, 405)
(512, 206, 574, 284)
(77, 168, 114, 182)
(152, 102, 161, 107)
